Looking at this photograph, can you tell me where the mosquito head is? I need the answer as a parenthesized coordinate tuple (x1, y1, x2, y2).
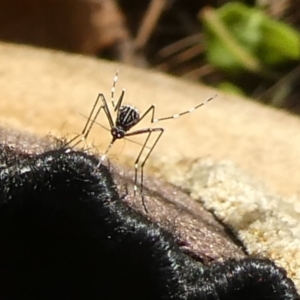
(116, 105, 140, 132)
(111, 127, 126, 140)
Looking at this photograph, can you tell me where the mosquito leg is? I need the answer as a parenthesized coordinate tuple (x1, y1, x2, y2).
(99, 93, 115, 129)
(126, 127, 164, 212)
(154, 95, 217, 122)
(110, 69, 127, 113)
(66, 93, 103, 148)
(137, 94, 217, 126)
(81, 105, 103, 142)
(114, 89, 126, 112)
(96, 139, 116, 168)
(81, 94, 102, 138)
(111, 69, 119, 108)
(133, 131, 152, 196)
(138, 105, 156, 124)
(139, 129, 164, 202)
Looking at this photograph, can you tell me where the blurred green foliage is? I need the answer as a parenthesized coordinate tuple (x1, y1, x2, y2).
(201, 2, 300, 75)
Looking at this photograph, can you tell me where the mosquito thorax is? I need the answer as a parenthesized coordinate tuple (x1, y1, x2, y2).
(116, 105, 140, 132)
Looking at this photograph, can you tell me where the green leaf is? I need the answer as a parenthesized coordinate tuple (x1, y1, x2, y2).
(218, 81, 245, 96)
(260, 17, 300, 64)
(200, 2, 300, 73)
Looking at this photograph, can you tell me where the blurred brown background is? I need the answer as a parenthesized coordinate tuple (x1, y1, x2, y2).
(1, 0, 299, 112)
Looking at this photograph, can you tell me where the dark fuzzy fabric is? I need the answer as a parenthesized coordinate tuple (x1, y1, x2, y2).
(0, 143, 298, 300)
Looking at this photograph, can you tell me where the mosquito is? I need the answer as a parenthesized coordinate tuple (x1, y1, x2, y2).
(70, 71, 216, 212)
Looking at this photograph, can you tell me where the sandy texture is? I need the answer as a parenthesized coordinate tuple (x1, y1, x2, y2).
(155, 158, 300, 287)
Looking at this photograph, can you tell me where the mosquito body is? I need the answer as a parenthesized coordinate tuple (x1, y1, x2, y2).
(71, 71, 216, 212)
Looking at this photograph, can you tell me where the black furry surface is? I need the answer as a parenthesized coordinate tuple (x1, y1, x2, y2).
(0, 145, 298, 300)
